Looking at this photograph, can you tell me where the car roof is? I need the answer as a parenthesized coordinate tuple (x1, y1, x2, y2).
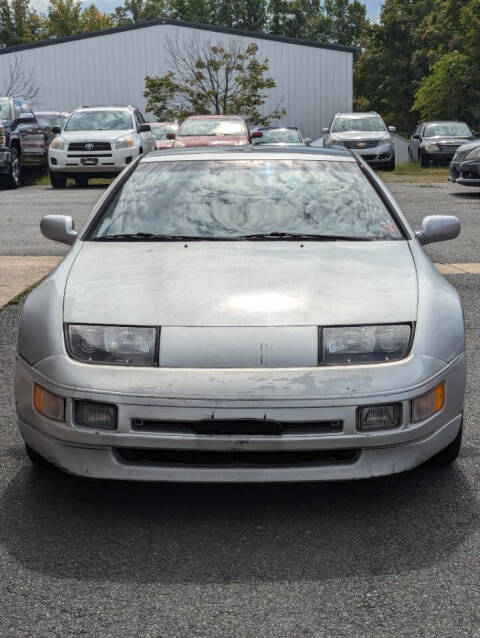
(335, 112, 381, 119)
(141, 146, 353, 163)
(258, 126, 300, 131)
(75, 106, 131, 112)
(423, 120, 469, 125)
(182, 114, 245, 120)
(149, 121, 178, 126)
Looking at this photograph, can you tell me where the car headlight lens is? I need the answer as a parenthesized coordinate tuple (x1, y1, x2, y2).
(321, 324, 411, 365)
(115, 136, 135, 149)
(412, 382, 445, 422)
(50, 137, 65, 150)
(465, 147, 480, 160)
(66, 324, 158, 366)
(424, 143, 440, 152)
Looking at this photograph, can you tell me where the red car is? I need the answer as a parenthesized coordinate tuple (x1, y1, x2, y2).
(169, 115, 253, 148)
(149, 122, 179, 150)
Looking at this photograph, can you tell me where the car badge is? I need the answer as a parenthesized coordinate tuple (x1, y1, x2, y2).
(85, 143, 94, 151)
(357, 142, 367, 148)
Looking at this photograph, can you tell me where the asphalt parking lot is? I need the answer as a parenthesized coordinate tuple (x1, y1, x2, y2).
(0, 180, 479, 637)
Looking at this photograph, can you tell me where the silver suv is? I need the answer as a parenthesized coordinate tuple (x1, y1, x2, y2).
(322, 112, 396, 170)
(48, 105, 155, 188)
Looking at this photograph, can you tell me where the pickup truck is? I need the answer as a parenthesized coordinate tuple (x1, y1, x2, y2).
(0, 97, 47, 188)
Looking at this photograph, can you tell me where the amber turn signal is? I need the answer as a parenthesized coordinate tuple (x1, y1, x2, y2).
(33, 384, 65, 422)
(412, 382, 445, 423)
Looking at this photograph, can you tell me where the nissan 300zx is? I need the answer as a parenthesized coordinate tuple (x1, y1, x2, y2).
(15, 147, 465, 481)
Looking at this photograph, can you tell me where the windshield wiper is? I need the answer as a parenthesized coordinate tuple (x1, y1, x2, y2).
(236, 232, 374, 241)
(91, 233, 234, 242)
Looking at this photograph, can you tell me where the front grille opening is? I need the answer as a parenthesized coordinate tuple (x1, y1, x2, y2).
(115, 448, 359, 468)
(131, 418, 343, 436)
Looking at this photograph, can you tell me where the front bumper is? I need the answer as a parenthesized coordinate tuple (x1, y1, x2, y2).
(449, 159, 480, 186)
(15, 352, 466, 482)
(49, 147, 139, 174)
(352, 143, 394, 166)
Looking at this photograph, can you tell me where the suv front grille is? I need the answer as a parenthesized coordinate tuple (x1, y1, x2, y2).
(68, 142, 112, 151)
(343, 140, 380, 149)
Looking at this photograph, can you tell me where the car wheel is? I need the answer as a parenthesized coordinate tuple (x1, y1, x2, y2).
(50, 171, 67, 188)
(25, 444, 53, 468)
(408, 146, 413, 161)
(385, 156, 396, 171)
(420, 151, 429, 168)
(428, 425, 462, 466)
(2, 148, 21, 189)
(75, 175, 89, 187)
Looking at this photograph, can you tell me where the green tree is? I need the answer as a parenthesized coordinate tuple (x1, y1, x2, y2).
(144, 36, 286, 124)
(0, 0, 43, 47)
(80, 3, 114, 31)
(46, 0, 82, 36)
(114, 0, 169, 25)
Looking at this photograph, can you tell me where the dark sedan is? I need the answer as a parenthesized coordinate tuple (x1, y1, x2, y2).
(34, 111, 69, 146)
(409, 121, 475, 166)
(449, 140, 480, 187)
(252, 126, 311, 146)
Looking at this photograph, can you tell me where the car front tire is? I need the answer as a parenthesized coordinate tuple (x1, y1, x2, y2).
(420, 151, 429, 168)
(25, 444, 53, 468)
(1, 148, 21, 189)
(50, 171, 67, 188)
(75, 175, 89, 187)
(385, 155, 396, 171)
(428, 425, 462, 466)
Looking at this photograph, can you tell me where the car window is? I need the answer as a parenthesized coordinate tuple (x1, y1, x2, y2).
(152, 125, 178, 140)
(332, 117, 386, 133)
(134, 110, 145, 129)
(65, 110, 133, 131)
(21, 102, 34, 117)
(0, 99, 11, 120)
(36, 115, 67, 128)
(89, 160, 402, 241)
(14, 100, 23, 119)
(179, 119, 247, 136)
(424, 123, 471, 137)
(255, 129, 303, 144)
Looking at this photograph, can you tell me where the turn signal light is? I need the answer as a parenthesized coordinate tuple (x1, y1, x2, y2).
(33, 384, 65, 421)
(412, 382, 445, 423)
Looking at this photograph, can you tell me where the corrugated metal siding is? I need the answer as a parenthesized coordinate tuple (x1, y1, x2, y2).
(392, 133, 410, 165)
(0, 23, 353, 138)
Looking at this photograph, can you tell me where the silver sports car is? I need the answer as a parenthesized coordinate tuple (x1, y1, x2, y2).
(15, 147, 465, 482)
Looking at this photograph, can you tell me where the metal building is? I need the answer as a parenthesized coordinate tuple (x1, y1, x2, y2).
(0, 19, 355, 138)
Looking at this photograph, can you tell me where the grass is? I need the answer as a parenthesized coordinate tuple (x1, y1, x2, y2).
(30, 171, 113, 188)
(376, 161, 450, 184)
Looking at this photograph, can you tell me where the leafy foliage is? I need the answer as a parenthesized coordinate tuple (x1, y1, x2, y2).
(144, 37, 286, 124)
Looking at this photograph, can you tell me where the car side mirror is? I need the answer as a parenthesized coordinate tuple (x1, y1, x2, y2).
(251, 131, 263, 139)
(304, 137, 312, 145)
(18, 112, 35, 124)
(321, 127, 329, 134)
(138, 123, 151, 133)
(388, 126, 397, 133)
(52, 126, 61, 134)
(166, 132, 176, 140)
(415, 215, 460, 245)
(40, 215, 78, 245)
(412, 134, 421, 140)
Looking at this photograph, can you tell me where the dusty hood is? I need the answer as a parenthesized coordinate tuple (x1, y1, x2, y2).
(424, 136, 473, 146)
(332, 131, 390, 142)
(60, 129, 134, 142)
(176, 135, 248, 147)
(64, 241, 418, 327)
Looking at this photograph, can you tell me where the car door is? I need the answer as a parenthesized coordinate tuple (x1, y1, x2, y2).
(135, 110, 154, 154)
(17, 101, 46, 166)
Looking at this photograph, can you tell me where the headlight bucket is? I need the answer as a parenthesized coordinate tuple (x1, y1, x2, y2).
(424, 143, 440, 152)
(115, 137, 135, 150)
(321, 324, 412, 365)
(50, 137, 65, 150)
(465, 147, 480, 161)
(66, 324, 158, 366)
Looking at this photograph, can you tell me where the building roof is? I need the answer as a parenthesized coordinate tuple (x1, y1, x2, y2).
(0, 17, 357, 56)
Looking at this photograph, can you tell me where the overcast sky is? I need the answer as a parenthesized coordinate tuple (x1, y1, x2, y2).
(30, 0, 383, 22)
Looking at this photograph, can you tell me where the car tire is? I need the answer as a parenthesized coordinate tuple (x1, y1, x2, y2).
(1, 148, 21, 189)
(75, 175, 89, 187)
(408, 146, 413, 161)
(420, 151, 429, 168)
(428, 425, 462, 466)
(50, 171, 67, 188)
(385, 155, 396, 171)
(25, 444, 53, 468)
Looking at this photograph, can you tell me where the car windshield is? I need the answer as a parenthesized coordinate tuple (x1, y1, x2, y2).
(255, 129, 303, 144)
(0, 100, 10, 120)
(152, 125, 178, 140)
(65, 110, 132, 131)
(332, 117, 386, 133)
(179, 119, 246, 136)
(36, 115, 66, 128)
(89, 159, 402, 241)
(424, 123, 471, 137)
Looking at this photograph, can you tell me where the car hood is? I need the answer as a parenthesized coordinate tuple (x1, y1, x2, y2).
(331, 131, 390, 141)
(64, 241, 418, 327)
(60, 129, 135, 142)
(455, 139, 480, 153)
(176, 135, 248, 147)
(424, 135, 473, 145)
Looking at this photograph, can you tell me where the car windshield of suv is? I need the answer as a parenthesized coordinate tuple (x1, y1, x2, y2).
(424, 123, 471, 137)
(37, 115, 66, 128)
(0, 100, 11, 120)
(255, 129, 303, 144)
(89, 160, 402, 241)
(152, 125, 178, 140)
(65, 110, 132, 131)
(179, 119, 246, 136)
(332, 117, 386, 133)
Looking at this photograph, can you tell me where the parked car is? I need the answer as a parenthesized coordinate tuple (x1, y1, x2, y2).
(449, 139, 480, 186)
(149, 122, 179, 149)
(16, 146, 465, 482)
(408, 121, 475, 167)
(0, 97, 47, 188)
(252, 126, 311, 146)
(34, 111, 69, 146)
(48, 105, 155, 188)
(170, 115, 251, 148)
(322, 112, 396, 170)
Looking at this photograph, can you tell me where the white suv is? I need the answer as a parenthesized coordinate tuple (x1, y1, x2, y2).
(48, 105, 155, 187)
